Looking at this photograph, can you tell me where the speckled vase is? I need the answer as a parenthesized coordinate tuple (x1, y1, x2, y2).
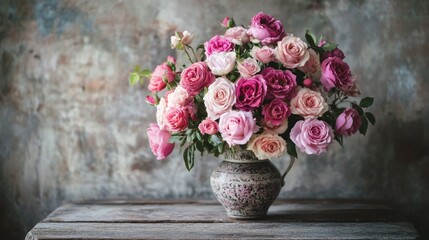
(210, 149, 294, 219)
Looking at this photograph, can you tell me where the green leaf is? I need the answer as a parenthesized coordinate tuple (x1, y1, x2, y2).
(352, 102, 364, 116)
(305, 29, 317, 47)
(210, 134, 222, 146)
(365, 112, 376, 125)
(169, 135, 183, 143)
(334, 135, 344, 147)
(286, 139, 298, 158)
(134, 65, 141, 73)
(183, 146, 195, 171)
(129, 72, 140, 86)
(217, 142, 225, 154)
(196, 131, 203, 142)
(322, 42, 338, 52)
(359, 116, 369, 135)
(140, 69, 151, 77)
(360, 97, 374, 108)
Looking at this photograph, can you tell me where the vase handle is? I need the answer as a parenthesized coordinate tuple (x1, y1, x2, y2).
(281, 156, 295, 187)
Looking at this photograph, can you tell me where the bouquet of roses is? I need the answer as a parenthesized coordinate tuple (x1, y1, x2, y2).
(129, 12, 375, 170)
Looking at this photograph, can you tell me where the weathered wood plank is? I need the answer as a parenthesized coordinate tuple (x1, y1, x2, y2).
(26, 222, 419, 240)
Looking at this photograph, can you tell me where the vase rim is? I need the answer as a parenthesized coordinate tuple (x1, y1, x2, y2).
(223, 149, 268, 163)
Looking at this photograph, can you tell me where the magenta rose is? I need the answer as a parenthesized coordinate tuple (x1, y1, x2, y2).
(262, 98, 291, 127)
(235, 75, 267, 111)
(146, 123, 175, 160)
(180, 62, 215, 95)
(290, 119, 334, 155)
(335, 108, 362, 136)
(204, 35, 234, 57)
(218, 110, 259, 146)
(260, 67, 297, 100)
(198, 118, 219, 135)
(148, 63, 175, 92)
(248, 12, 286, 45)
(321, 47, 345, 61)
(320, 57, 353, 91)
(164, 106, 189, 132)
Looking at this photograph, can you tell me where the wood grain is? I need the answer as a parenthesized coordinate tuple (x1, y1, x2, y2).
(26, 199, 419, 239)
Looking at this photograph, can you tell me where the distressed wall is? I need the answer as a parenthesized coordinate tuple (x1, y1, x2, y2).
(0, 0, 428, 239)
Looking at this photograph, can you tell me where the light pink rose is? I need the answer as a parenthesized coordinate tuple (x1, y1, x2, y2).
(263, 118, 288, 134)
(204, 35, 234, 57)
(204, 77, 236, 120)
(148, 63, 175, 92)
(237, 58, 261, 78)
(298, 49, 320, 75)
(171, 31, 194, 49)
(290, 119, 333, 155)
(156, 97, 168, 129)
(247, 132, 286, 160)
(250, 46, 276, 63)
(262, 98, 291, 127)
(146, 123, 175, 160)
(276, 35, 310, 69)
(335, 108, 362, 136)
(218, 110, 259, 146)
(198, 118, 219, 135)
(290, 88, 328, 119)
(225, 26, 250, 45)
(164, 106, 189, 132)
(206, 52, 236, 76)
(167, 85, 193, 107)
(180, 62, 215, 95)
(167, 56, 176, 64)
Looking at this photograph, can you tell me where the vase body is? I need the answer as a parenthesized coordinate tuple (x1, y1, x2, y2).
(210, 150, 283, 219)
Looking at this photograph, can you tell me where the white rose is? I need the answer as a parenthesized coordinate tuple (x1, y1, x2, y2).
(156, 97, 168, 129)
(206, 52, 236, 76)
(204, 77, 236, 120)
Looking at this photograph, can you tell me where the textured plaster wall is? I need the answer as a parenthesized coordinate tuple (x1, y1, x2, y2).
(0, 0, 428, 239)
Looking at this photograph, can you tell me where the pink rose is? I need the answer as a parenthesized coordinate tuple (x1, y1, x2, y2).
(276, 35, 310, 69)
(235, 75, 267, 111)
(168, 85, 193, 107)
(146, 123, 175, 160)
(204, 77, 236, 120)
(250, 46, 276, 63)
(260, 67, 297, 100)
(225, 26, 250, 45)
(262, 98, 291, 127)
(335, 108, 362, 136)
(290, 88, 328, 119)
(164, 106, 189, 132)
(237, 58, 261, 78)
(290, 119, 333, 155)
(167, 56, 176, 64)
(206, 52, 236, 76)
(145, 95, 156, 105)
(221, 16, 230, 28)
(321, 47, 345, 61)
(180, 62, 215, 95)
(320, 57, 354, 92)
(263, 118, 288, 134)
(204, 35, 234, 57)
(148, 63, 175, 92)
(247, 132, 286, 160)
(303, 78, 313, 88)
(248, 12, 286, 45)
(198, 118, 219, 135)
(298, 49, 320, 75)
(218, 110, 259, 146)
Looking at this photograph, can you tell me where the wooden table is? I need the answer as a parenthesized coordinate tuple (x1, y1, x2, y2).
(26, 199, 419, 239)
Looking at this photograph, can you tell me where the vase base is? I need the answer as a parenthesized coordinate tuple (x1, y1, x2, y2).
(227, 214, 267, 220)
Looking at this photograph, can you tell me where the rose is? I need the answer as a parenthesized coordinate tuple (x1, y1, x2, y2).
(320, 57, 354, 92)
(250, 46, 276, 63)
(221, 16, 230, 27)
(276, 35, 309, 69)
(168, 85, 193, 107)
(237, 58, 261, 78)
(206, 52, 236, 76)
(145, 95, 156, 105)
(290, 119, 333, 155)
(225, 26, 250, 45)
(247, 132, 286, 160)
(171, 31, 194, 49)
(235, 75, 267, 111)
(164, 106, 189, 132)
(298, 49, 320, 75)
(335, 108, 362, 136)
(260, 67, 296, 100)
(262, 98, 291, 128)
(180, 62, 215, 95)
(321, 47, 345, 61)
(204, 77, 236, 120)
(303, 78, 313, 88)
(146, 123, 175, 160)
(248, 12, 286, 45)
(148, 63, 175, 92)
(204, 35, 234, 57)
(198, 118, 219, 135)
(156, 97, 167, 129)
(290, 88, 328, 119)
(263, 118, 288, 134)
(218, 110, 259, 146)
